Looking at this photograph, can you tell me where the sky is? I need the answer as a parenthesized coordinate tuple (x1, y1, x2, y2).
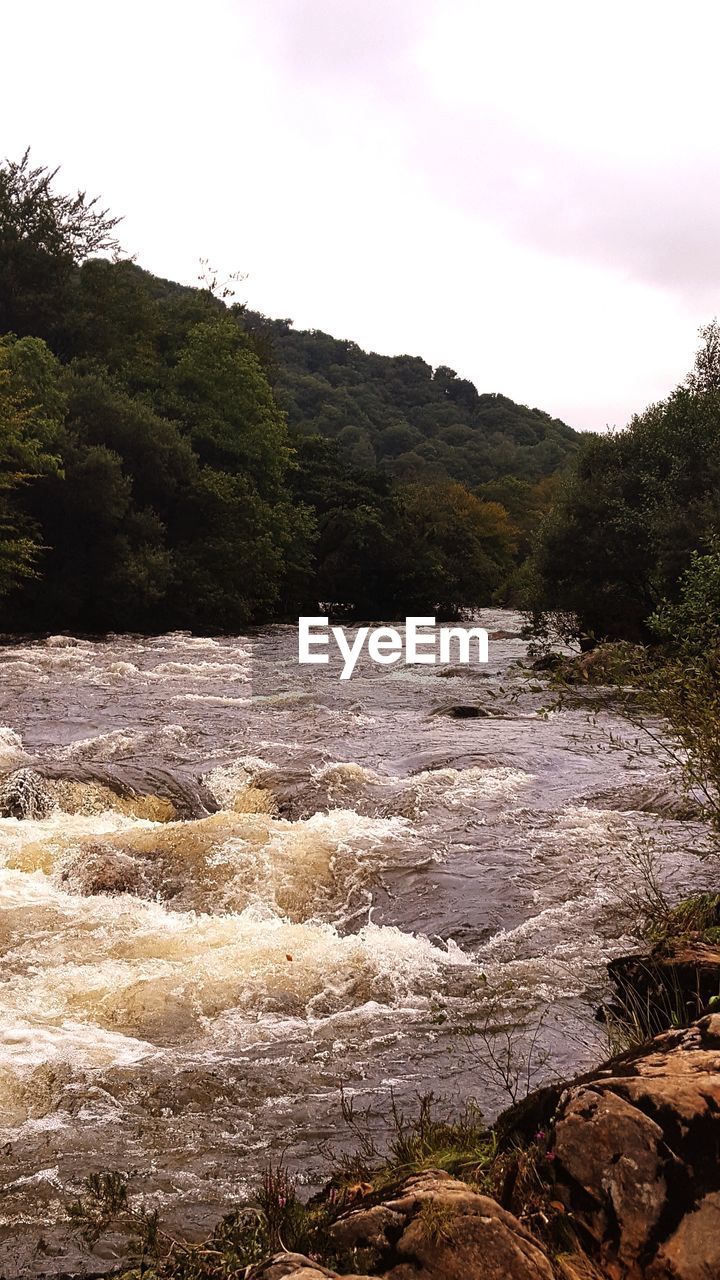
(3, 0, 719, 430)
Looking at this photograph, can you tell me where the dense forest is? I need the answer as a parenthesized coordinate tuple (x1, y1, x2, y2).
(0, 153, 579, 632)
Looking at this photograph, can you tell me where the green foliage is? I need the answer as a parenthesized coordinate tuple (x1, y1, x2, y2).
(66, 1091, 569, 1279)
(650, 543, 720, 656)
(68, 1160, 370, 1278)
(398, 482, 517, 616)
(643, 547, 720, 831)
(172, 318, 290, 492)
(384, 1093, 496, 1186)
(604, 968, 693, 1055)
(0, 149, 121, 342)
(0, 334, 64, 595)
(652, 893, 720, 947)
(527, 323, 720, 646)
(244, 312, 580, 489)
(67, 1095, 501, 1278)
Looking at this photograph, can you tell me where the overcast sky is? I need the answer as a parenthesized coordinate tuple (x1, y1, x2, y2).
(3, 0, 719, 429)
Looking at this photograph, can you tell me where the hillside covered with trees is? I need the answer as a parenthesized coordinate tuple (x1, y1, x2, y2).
(0, 153, 579, 632)
(243, 312, 579, 487)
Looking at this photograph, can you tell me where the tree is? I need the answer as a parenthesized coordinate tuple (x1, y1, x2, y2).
(0, 152, 578, 632)
(399, 482, 517, 616)
(526, 323, 720, 645)
(0, 335, 63, 596)
(172, 318, 291, 494)
(0, 151, 122, 341)
(645, 546, 720, 830)
(242, 311, 579, 490)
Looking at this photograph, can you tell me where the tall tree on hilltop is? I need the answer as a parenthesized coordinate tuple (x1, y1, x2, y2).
(0, 149, 122, 341)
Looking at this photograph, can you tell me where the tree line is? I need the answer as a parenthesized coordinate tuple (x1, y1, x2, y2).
(0, 152, 579, 633)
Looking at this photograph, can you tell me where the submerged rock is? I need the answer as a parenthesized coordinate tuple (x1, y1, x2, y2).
(47, 776, 177, 822)
(587, 781, 703, 821)
(431, 704, 494, 719)
(0, 767, 54, 819)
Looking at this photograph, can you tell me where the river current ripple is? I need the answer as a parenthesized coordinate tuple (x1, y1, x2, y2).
(0, 611, 710, 1273)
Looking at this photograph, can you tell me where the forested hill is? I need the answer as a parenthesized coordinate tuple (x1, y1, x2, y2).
(0, 153, 580, 631)
(243, 312, 579, 487)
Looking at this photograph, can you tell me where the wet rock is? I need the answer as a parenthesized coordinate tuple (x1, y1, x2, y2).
(0, 767, 54, 819)
(550, 1015, 720, 1278)
(42, 762, 216, 820)
(47, 776, 177, 822)
(587, 782, 703, 821)
(58, 842, 148, 897)
(431, 704, 494, 719)
(530, 652, 566, 672)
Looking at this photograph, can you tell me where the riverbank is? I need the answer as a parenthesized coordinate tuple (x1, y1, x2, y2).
(64, 984, 720, 1279)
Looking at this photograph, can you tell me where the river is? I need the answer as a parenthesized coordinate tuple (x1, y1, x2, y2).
(0, 612, 709, 1273)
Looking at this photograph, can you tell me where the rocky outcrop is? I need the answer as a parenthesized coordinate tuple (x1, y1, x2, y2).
(550, 1014, 720, 1278)
(264, 1016, 720, 1280)
(380, 1171, 554, 1279)
(251, 1173, 554, 1280)
(333, 1171, 555, 1279)
(431, 704, 495, 719)
(247, 1014, 720, 1278)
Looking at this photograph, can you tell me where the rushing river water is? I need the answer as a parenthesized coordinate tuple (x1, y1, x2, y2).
(0, 612, 710, 1273)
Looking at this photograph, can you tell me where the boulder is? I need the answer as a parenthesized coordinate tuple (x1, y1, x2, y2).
(328, 1170, 554, 1280)
(431, 704, 494, 719)
(649, 1191, 720, 1280)
(607, 941, 720, 1035)
(551, 1014, 720, 1278)
(383, 1171, 554, 1280)
(329, 1203, 405, 1253)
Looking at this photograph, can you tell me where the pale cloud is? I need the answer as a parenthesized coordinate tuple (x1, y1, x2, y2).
(1, 0, 716, 429)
